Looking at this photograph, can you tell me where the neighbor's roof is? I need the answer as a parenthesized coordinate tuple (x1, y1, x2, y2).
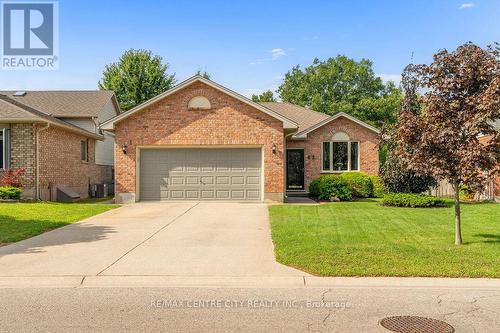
(0, 90, 117, 118)
(259, 102, 330, 133)
(0, 94, 104, 140)
(101, 75, 298, 130)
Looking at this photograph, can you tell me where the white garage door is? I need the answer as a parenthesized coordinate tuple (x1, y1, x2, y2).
(139, 148, 262, 201)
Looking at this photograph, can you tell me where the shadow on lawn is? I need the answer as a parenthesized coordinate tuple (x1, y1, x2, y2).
(471, 233, 500, 244)
(0, 215, 116, 256)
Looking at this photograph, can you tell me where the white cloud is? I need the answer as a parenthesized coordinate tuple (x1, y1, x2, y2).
(459, 3, 475, 9)
(378, 73, 401, 85)
(270, 48, 286, 60)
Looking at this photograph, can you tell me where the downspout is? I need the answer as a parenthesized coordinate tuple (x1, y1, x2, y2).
(36, 123, 50, 200)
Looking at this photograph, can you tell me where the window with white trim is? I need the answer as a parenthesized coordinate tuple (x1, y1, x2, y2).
(81, 139, 89, 162)
(0, 128, 5, 169)
(322, 132, 359, 172)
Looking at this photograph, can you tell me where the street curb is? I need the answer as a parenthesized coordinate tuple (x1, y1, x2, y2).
(1, 276, 499, 289)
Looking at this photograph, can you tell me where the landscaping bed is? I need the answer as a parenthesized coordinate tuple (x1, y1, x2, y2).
(269, 200, 500, 277)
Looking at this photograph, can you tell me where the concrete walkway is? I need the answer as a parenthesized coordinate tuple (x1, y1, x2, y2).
(0, 202, 303, 279)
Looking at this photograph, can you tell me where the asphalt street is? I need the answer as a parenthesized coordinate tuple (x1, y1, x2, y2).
(1, 286, 499, 332)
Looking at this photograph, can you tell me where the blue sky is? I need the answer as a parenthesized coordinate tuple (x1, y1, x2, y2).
(1, 0, 499, 97)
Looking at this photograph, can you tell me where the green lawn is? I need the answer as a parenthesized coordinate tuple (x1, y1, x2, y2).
(0, 202, 119, 245)
(269, 200, 500, 277)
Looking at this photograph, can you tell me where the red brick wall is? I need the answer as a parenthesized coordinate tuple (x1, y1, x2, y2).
(9, 124, 36, 198)
(113, 81, 284, 202)
(479, 134, 499, 197)
(287, 116, 379, 191)
(38, 125, 113, 200)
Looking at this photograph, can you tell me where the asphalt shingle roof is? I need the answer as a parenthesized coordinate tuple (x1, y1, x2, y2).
(259, 102, 330, 133)
(0, 90, 115, 117)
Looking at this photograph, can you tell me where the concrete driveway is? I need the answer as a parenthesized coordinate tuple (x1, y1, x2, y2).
(0, 202, 304, 278)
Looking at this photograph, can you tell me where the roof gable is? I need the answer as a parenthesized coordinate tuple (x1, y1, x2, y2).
(293, 112, 380, 139)
(101, 76, 298, 130)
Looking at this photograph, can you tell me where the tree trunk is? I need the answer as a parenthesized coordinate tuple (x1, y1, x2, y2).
(453, 181, 463, 245)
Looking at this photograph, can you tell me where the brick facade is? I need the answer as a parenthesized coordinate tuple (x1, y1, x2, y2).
(4, 123, 112, 200)
(10, 124, 36, 198)
(479, 134, 499, 198)
(114, 81, 284, 203)
(287, 116, 379, 190)
(37, 125, 113, 200)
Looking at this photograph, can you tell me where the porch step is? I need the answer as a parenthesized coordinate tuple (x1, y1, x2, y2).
(286, 192, 309, 197)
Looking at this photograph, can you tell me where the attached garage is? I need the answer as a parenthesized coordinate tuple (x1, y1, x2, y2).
(139, 148, 262, 201)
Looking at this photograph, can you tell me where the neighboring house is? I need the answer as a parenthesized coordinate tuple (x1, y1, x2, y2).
(479, 130, 499, 200)
(0, 91, 120, 200)
(102, 75, 379, 203)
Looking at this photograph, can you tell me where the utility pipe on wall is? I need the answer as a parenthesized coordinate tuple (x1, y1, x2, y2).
(36, 123, 50, 200)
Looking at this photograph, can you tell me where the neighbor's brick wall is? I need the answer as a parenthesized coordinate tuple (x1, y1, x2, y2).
(114, 81, 284, 201)
(287, 116, 379, 190)
(38, 125, 113, 200)
(479, 134, 499, 197)
(10, 124, 36, 198)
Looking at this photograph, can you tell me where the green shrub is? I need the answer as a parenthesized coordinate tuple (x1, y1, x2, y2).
(309, 175, 352, 201)
(380, 150, 437, 193)
(370, 175, 386, 198)
(338, 172, 373, 198)
(381, 193, 445, 208)
(0, 186, 22, 200)
(309, 177, 322, 197)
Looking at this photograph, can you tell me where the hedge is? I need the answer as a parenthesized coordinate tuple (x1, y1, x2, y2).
(0, 186, 22, 200)
(381, 193, 446, 208)
(369, 175, 386, 198)
(309, 175, 352, 201)
(338, 172, 373, 198)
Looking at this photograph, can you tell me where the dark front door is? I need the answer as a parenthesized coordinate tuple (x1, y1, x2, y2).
(286, 149, 305, 190)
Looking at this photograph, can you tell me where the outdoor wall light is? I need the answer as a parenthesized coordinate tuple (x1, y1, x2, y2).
(121, 144, 128, 154)
(271, 143, 277, 154)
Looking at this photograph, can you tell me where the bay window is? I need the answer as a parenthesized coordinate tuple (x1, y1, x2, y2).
(322, 139, 359, 172)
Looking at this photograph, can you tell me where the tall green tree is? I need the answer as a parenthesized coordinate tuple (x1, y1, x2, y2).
(395, 43, 500, 245)
(99, 49, 176, 111)
(277, 56, 402, 128)
(251, 90, 276, 102)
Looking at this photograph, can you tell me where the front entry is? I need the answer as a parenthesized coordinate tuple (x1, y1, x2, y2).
(286, 149, 304, 190)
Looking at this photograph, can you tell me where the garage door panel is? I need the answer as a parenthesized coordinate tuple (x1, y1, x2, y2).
(216, 176, 229, 185)
(140, 148, 262, 201)
(185, 176, 199, 185)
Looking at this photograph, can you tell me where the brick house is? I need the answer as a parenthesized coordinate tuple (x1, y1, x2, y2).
(479, 133, 500, 200)
(0, 91, 119, 200)
(102, 75, 379, 203)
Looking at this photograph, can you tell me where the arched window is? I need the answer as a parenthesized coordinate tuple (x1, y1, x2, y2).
(322, 132, 359, 172)
(188, 96, 211, 110)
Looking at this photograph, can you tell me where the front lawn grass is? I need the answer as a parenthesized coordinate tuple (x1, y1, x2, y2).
(0, 202, 119, 245)
(269, 200, 500, 277)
